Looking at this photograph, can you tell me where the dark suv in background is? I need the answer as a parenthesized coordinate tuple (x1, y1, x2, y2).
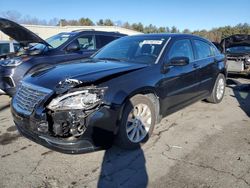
(0, 18, 126, 96)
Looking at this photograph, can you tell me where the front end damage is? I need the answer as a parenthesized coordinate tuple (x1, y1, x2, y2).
(12, 80, 119, 154)
(46, 85, 108, 139)
(221, 34, 250, 75)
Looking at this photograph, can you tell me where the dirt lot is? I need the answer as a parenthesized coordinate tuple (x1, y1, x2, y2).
(0, 77, 250, 188)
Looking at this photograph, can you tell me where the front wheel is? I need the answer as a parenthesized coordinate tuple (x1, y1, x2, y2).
(207, 73, 226, 104)
(115, 94, 156, 150)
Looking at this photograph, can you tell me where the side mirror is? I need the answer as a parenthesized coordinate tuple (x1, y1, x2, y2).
(66, 42, 80, 52)
(169, 57, 189, 66)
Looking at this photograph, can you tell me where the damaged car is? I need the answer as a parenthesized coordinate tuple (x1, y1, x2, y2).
(221, 34, 250, 75)
(11, 34, 226, 154)
(0, 18, 126, 96)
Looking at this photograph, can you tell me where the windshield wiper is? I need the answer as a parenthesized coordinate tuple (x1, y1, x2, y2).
(97, 57, 124, 62)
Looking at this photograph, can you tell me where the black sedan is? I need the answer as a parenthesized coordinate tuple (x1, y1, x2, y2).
(11, 34, 227, 154)
(0, 18, 126, 96)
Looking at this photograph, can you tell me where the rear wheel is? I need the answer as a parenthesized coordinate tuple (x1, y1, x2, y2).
(207, 73, 226, 103)
(115, 94, 156, 150)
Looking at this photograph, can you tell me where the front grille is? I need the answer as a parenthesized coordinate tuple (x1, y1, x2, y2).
(14, 83, 52, 115)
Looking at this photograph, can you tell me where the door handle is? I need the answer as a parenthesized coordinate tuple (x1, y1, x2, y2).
(193, 64, 200, 69)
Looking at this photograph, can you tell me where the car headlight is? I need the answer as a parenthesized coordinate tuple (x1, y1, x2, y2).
(47, 87, 107, 111)
(1, 58, 23, 67)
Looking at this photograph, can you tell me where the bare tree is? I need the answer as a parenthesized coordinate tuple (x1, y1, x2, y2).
(0, 10, 21, 22)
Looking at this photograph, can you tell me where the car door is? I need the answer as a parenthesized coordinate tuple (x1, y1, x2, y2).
(192, 39, 217, 97)
(160, 39, 199, 114)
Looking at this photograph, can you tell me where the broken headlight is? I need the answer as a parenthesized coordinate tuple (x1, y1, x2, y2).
(47, 87, 107, 111)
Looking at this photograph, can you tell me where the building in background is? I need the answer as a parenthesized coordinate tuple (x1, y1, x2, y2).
(0, 24, 142, 41)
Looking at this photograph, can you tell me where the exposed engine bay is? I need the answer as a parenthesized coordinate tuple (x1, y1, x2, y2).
(221, 34, 250, 74)
(0, 44, 47, 66)
(226, 54, 250, 73)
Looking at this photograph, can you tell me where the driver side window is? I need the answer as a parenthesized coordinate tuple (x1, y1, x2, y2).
(168, 39, 194, 62)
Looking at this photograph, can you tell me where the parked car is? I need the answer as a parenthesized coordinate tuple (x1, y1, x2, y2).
(0, 18, 126, 96)
(11, 34, 226, 154)
(221, 34, 250, 75)
(0, 40, 20, 56)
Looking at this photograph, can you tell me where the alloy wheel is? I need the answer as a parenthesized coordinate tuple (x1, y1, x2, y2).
(126, 103, 152, 143)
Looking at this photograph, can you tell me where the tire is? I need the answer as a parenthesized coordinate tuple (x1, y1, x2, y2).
(115, 94, 157, 150)
(207, 73, 226, 104)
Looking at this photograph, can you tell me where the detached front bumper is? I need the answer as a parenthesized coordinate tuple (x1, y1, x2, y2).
(11, 102, 120, 154)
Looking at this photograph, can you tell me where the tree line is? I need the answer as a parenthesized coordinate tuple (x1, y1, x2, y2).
(58, 18, 250, 42)
(51, 18, 250, 42)
(1, 10, 250, 42)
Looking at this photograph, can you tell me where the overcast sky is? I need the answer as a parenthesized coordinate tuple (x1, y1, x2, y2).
(0, 0, 249, 31)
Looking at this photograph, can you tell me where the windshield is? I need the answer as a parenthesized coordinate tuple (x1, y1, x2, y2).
(93, 36, 169, 64)
(46, 33, 74, 48)
(29, 33, 74, 50)
(226, 46, 250, 54)
(16, 33, 75, 55)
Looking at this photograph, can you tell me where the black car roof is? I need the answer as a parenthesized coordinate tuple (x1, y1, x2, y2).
(129, 33, 209, 41)
(71, 30, 127, 36)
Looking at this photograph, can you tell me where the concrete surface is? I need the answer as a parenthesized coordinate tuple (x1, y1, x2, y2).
(0, 77, 249, 188)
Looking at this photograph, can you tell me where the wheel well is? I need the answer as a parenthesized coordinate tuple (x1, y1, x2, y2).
(145, 93, 161, 123)
(115, 91, 161, 134)
(220, 69, 227, 78)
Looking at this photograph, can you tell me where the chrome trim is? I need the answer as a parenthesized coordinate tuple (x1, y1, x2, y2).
(1, 75, 16, 88)
(0, 89, 6, 95)
(21, 82, 53, 94)
(155, 37, 171, 64)
(8, 76, 16, 87)
(13, 82, 53, 116)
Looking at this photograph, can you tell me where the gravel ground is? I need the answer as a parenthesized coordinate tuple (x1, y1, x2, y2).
(0, 77, 249, 188)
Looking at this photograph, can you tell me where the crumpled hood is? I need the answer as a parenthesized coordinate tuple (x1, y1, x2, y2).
(23, 59, 148, 90)
(0, 17, 50, 46)
(221, 34, 250, 49)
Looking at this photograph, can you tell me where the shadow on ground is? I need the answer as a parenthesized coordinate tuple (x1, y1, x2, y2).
(97, 146, 148, 188)
(227, 78, 250, 117)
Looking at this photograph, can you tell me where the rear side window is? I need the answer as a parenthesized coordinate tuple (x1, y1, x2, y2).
(77, 35, 96, 50)
(193, 40, 213, 59)
(96, 35, 116, 49)
(168, 39, 194, 61)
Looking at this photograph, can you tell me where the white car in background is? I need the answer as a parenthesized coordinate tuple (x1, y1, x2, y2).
(0, 40, 19, 57)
